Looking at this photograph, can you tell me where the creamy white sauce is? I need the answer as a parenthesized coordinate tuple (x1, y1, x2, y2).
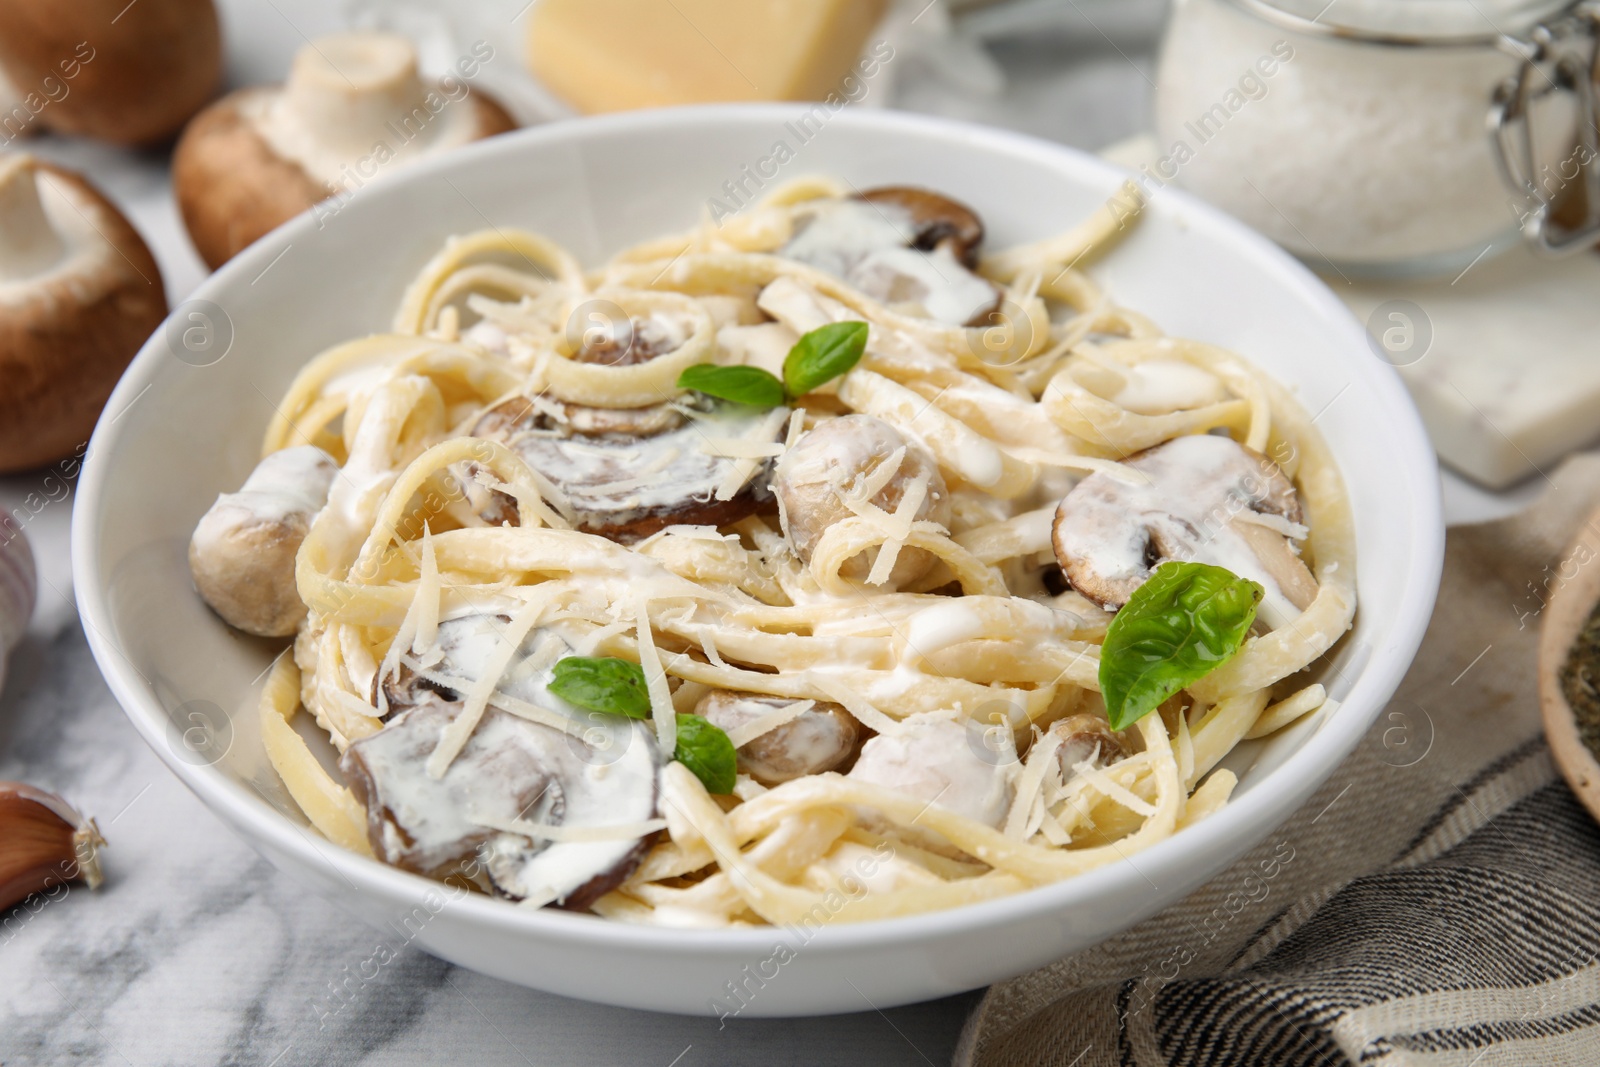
(779, 199, 999, 327)
(349, 615, 658, 904)
(500, 404, 782, 530)
(1110, 360, 1230, 416)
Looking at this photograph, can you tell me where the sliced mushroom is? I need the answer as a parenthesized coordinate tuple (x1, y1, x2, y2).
(779, 187, 1001, 327)
(0, 154, 167, 473)
(695, 690, 858, 785)
(857, 186, 985, 268)
(189, 446, 337, 637)
(0, 0, 222, 146)
(469, 393, 782, 541)
(1051, 434, 1317, 628)
(173, 32, 516, 268)
(1046, 714, 1124, 776)
(847, 717, 1013, 830)
(345, 614, 659, 910)
(772, 414, 951, 587)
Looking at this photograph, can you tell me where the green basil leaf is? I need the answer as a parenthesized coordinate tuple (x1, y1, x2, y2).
(782, 321, 868, 398)
(1099, 562, 1263, 732)
(548, 656, 652, 720)
(675, 364, 786, 408)
(673, 713, 738, 795)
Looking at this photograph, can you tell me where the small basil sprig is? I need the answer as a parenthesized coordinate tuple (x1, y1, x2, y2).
(672, 713, 737, 795)
(549, 656, 738, 794)
(675, 320, 868, 409)
(549, 656, 652, 719)
(676, 363, 786, 408)
(1098, 562, 1263, 731)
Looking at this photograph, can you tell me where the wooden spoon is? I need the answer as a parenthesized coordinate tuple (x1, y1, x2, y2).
(1537, 504, 1600, 823)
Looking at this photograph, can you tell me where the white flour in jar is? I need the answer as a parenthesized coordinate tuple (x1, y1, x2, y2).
(1154, 0, 1572, 271)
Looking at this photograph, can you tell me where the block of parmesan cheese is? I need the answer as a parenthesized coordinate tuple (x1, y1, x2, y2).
(526, 0, 891, 114)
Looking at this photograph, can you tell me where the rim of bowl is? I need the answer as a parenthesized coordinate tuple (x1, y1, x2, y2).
(72, 103, 1444, 955)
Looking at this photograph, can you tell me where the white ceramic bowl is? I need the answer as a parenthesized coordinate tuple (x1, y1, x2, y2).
(73, 105, 1443, 1017)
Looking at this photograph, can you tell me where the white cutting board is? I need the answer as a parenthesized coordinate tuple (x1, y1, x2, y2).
(1103, 135, 1600, 490)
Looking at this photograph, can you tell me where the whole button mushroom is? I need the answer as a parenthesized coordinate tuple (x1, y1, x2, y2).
(848, 718, 1014, 830)
(1051, 434, 1318, 629)
(188, 446, 338, 637)
(772, 414, 952, 588)
(694, 690, 858, 785)
(173, 31, 516, 269)
(0, 0, 221, 145)
(0, 154, 166, 473)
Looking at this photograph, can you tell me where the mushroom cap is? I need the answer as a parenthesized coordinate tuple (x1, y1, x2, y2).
(172, 32, 517, 268)
(773, 413, 952, 587)
(470, 394, 782, 542)
(695, 689, 859, 785)
(0, 156, 166, 473)
(346, 615, 660, 909)
(188, 446, 337, 636)
(0, 0, 222, 145)
(856, 186, 986, 269)
(1051, 434, 1315, 623)
(779, 190, 1001, 327)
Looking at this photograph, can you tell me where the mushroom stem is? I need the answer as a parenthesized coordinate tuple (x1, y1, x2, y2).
(283, 32, 431, 159)
(0, 156, 66, 282)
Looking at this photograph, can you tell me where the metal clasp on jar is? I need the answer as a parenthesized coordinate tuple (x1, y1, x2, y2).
(1491, 1, 1600, 254)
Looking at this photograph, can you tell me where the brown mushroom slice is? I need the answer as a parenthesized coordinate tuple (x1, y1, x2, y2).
(695, 690, 859, 785)
(173, 32, 516, 268)
(1051, 434, 1317, 628)
(856, 186, 985, 268)
(189, 446, 337, 637)
(778, 188, 1001, 327)
(469, 394, 784, 541)
(772, 414, 951, 588)
(1046, 714, 1124, 777)
(847, 718, 1013, 830)
(344, 614, 659, 910)
(0, 154, 167, 473)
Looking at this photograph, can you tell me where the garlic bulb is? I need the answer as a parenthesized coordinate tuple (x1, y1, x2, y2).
(0, 517, 35, 691)
(0, 782, 104, 912)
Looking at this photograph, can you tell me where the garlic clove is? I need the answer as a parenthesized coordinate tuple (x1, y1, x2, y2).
(0, 782, 105, 913)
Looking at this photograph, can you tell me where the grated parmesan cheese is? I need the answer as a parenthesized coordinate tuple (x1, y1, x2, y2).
(634, 594, 677, 752)
(725, 699, 815, 749)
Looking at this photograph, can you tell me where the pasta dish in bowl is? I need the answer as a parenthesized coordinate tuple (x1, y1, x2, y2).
(74, 106, 1436, 1014)
(188, 176, 1354, 927)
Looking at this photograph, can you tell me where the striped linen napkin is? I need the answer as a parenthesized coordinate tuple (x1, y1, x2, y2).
(957, 455, 1600, 1066)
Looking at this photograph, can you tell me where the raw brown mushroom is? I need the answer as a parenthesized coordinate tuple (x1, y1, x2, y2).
(695, 690, 859, 785)
(1051, 434, 1317, 627)
(173, 31, 516, 268)
(0, 154, 166, 473)
(0, 0, 221, 145)
(188, 446, 337, 637)
(772, 414, 952, 587)
(344, 614, 660, 910)
(779, 187, 1001, 326)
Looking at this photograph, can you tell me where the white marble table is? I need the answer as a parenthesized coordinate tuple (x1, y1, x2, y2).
(0, 1, 1544, 1064)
